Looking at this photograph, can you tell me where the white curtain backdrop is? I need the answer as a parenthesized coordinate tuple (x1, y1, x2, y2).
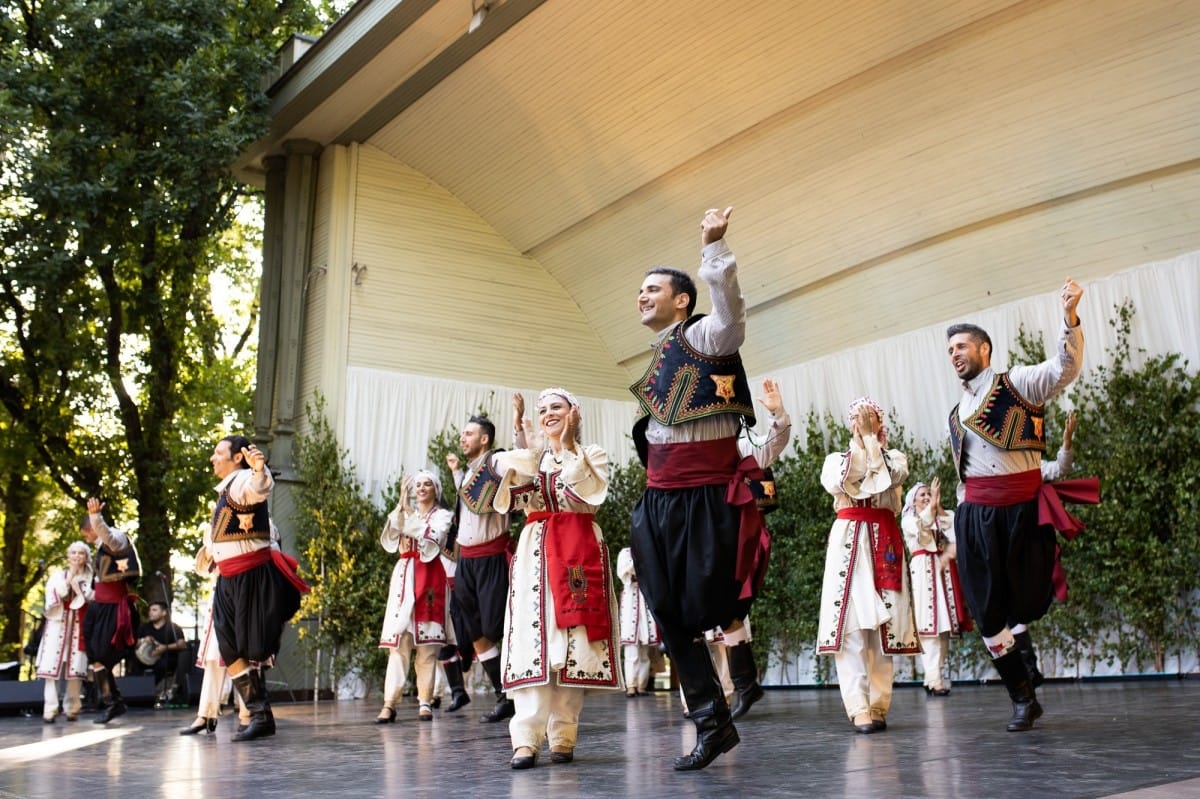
(343, 370, 641, 503)
(759, 249, 1200, 450)
(342, 250, 1199, 503)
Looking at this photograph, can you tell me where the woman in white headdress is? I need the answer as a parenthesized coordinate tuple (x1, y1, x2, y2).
(494, 387, 622, 769)
(902, 477, 970, 696)
(375, 469, 454, 723)
(36, 541, 94, 723)
(817, 396, 919, 734)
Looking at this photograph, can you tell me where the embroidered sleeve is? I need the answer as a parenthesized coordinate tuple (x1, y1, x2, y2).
(493, 449, 541, 513)
(558, 443, 609, 507)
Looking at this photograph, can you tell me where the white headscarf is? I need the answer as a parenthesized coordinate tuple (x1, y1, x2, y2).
(411, 469, 443, 504)
(846, 395, 888, 446)
(536, 387, 581, 416)
(903, 482, 929, 518)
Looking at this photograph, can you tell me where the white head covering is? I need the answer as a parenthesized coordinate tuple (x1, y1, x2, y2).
(411, 469, 443, 504)
(67, 540, 91, 558)
(536, 387, 580, 415)
(903, 482, 929, 518)
(846, 395, 888, 446)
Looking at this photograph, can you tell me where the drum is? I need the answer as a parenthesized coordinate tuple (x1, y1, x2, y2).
(135, 638, 158, 666)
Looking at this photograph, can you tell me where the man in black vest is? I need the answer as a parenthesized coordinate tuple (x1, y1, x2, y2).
(946, 278, 1083, 731)
(81, 497, 140, 724)
(629, 207, 769, 770)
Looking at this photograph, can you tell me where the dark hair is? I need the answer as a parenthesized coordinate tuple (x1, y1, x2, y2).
(220, 435, 254, 469)
(149, 600, 169, 613)
(645, 266, 697, 317)
(467, 415, 495, 449)
(946, 323, 992, 353)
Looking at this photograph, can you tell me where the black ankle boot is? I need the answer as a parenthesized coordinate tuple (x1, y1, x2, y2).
(993, 650, 1043, 732)
(668, 638, 739, 770)
(93, 668, 126, 725)
(231, 670, 275, 742)
(479, 656, 512, 723)
(1013, 630, 1045, 688)
(442, 659, 471, 712)
(727, 643, 764, 720)
(674, 699, 740, 771)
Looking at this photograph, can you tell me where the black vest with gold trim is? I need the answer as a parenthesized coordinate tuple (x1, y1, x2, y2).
(949, 372, 1046, 478)
(458, 449, 505, 516)
(95, 537, 142, 583)
(630, 314, 756, 428)
(211, 484, 271, 544)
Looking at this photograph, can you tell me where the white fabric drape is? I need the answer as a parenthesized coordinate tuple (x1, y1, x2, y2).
(758, 250, 1200, 450)
(342, 250, 1199, 502)
(343, 370, 639, 503)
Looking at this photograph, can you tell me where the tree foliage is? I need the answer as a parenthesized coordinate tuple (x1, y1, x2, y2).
(292, 397, 394, 693)
(1019, 302, 1200, 673)
(0, 0, 327, 648)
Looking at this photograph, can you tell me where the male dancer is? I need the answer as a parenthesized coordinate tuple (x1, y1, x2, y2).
(630, 207, 770, 770)
(946, 278, 1083, 731)
(446, 400, 523, 723)
(207, 435, 308, 741)
(81, 497, 140, 724)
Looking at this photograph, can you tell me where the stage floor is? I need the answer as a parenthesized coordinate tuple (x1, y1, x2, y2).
(1, 678, 1197, 798)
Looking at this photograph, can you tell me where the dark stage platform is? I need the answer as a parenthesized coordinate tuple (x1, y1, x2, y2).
(1, 679, 1197, 798)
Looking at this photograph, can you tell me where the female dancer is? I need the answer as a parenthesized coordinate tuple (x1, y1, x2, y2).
(36, 541, 93, 723)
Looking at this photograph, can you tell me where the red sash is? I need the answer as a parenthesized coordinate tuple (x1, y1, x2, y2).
(218, 548, 311, 594)
(964, 471, 1100, 539)
(401, 551, 449, 625)
(837, 506, 904, 593)
(526, 511, 611, 642)
(459, 534, 512, 560)
(646, 439, 771, 600)
(93, 581, 135, 648)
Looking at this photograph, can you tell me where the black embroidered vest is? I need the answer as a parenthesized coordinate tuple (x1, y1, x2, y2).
(949, 372, 1046, 478)
(630, 315, 756, 428)
(458, 449, 505, 516)
(210, 485, 271, 544)
(95, 538, 142, 583)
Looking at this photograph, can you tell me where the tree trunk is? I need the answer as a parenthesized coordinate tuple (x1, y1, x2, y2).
(0, 461, 39, 660)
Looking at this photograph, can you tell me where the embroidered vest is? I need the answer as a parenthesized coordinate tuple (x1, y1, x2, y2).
(95, 537, 141, 583)
(949, 372, 1046, 478)
(630, 315, 755, 427)
(458, 449, 505, 515)
(210, 485, 271, 544)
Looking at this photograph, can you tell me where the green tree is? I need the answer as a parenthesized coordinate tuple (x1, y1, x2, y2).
(1053, 303, 1200, 672)
(292, 398, 393, 693)
(0, 0, 325, 603)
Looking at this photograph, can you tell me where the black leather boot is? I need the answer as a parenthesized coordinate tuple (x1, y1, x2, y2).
(479, 656, 513, 723)
(93, 668, 126, 724)
(993, 649, 1043, 732)
(671, 638, 739, 771)
(442, 659, 471, 712)
(1013, 630, 1045, 688)
(727, 643, 764, 720)
(231, 670, 275, 742)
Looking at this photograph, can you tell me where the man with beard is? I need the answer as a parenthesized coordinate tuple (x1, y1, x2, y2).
(629, 207, 772, 770)
(445, 398, 524, 723)
(945, 278, 1083, 732)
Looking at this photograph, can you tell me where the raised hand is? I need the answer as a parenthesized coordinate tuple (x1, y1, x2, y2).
(512, 392, 525, 427)
(241, 444, 266, 474)
(445, 452, 460, 472)
(86, 497, 104, 515)
(700, 206, 733, 246)
(1063, 411, 1078, 449)
(1061, 277, 1083, 326)
(756, 378, 784, 416)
